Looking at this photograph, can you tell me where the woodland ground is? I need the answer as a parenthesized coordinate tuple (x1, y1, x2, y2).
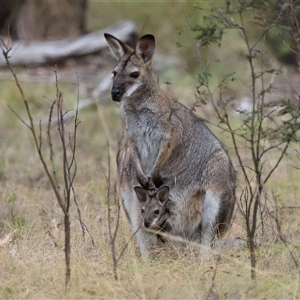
(1, 1, 300, 299)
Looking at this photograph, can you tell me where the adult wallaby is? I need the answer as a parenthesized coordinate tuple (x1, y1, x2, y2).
(105, 33, 236, 257)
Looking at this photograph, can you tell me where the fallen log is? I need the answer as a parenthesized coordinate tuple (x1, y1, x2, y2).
(0, 20, 136, 67)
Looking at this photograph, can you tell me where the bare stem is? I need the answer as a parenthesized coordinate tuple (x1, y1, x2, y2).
(1, 44, 81, 291)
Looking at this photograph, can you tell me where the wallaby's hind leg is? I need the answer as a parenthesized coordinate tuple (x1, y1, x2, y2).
(200, 190, 220, 250)
(200, 187, 235, 257)
(216, 189, 235, 237)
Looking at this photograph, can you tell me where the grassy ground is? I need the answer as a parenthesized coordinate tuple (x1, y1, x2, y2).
(0, 1, 300, 299)
(0, 62, 299, 299)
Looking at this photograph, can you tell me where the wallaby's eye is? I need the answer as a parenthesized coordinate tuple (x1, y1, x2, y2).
(154, 209, 160, 215)
(141, 208, 145, 214)
(130, 71, 140, 79)
(112, 70, 117, 77)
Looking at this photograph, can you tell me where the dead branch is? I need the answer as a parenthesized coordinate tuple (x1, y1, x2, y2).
(0, 20, 136, 66)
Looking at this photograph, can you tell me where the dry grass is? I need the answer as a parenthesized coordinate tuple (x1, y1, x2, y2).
(0, 206, 299, 299)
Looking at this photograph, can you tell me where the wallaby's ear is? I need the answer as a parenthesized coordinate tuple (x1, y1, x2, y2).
(134, 186, 148, 203)
(104, 33, 132, 59)
(157, 186, 169, 204)
(135, 34, 155, 64)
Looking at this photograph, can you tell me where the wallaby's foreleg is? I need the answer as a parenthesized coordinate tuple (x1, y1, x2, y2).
(128, 140, 149, 189)
(151, 135, 180, 186)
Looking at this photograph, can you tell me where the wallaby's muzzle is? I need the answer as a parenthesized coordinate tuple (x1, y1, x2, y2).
(111, 87, 122, 102)
(144, 221, 151, 228)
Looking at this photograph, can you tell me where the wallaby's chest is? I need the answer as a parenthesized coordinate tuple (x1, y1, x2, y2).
(135, 129, 161, 175)
(126, 111, 162, 174)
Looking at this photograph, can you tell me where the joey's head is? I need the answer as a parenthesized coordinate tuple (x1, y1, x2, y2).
(134, 186, 170, 230)
(104, 33, 156, 103)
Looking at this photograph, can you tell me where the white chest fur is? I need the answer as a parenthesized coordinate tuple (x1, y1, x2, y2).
(125, 108, 162, 176)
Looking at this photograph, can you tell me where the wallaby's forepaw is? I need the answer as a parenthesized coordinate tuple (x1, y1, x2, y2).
(151, 173, 165, 188)
(137, 172, 150, 190)
(148, 177, 156, 190)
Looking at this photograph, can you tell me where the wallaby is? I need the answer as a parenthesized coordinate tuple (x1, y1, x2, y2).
(105, 33, 236, 257)
(134, 185, 170, 231)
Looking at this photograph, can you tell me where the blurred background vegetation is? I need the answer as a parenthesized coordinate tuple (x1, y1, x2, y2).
(1, 0, 299, 68)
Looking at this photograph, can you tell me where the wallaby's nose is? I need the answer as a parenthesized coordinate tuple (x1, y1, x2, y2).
(144, 221, 150, 228)
(111, 87, 121, 102)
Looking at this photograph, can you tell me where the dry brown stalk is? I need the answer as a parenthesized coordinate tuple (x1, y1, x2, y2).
(1, 39, 81, 291)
